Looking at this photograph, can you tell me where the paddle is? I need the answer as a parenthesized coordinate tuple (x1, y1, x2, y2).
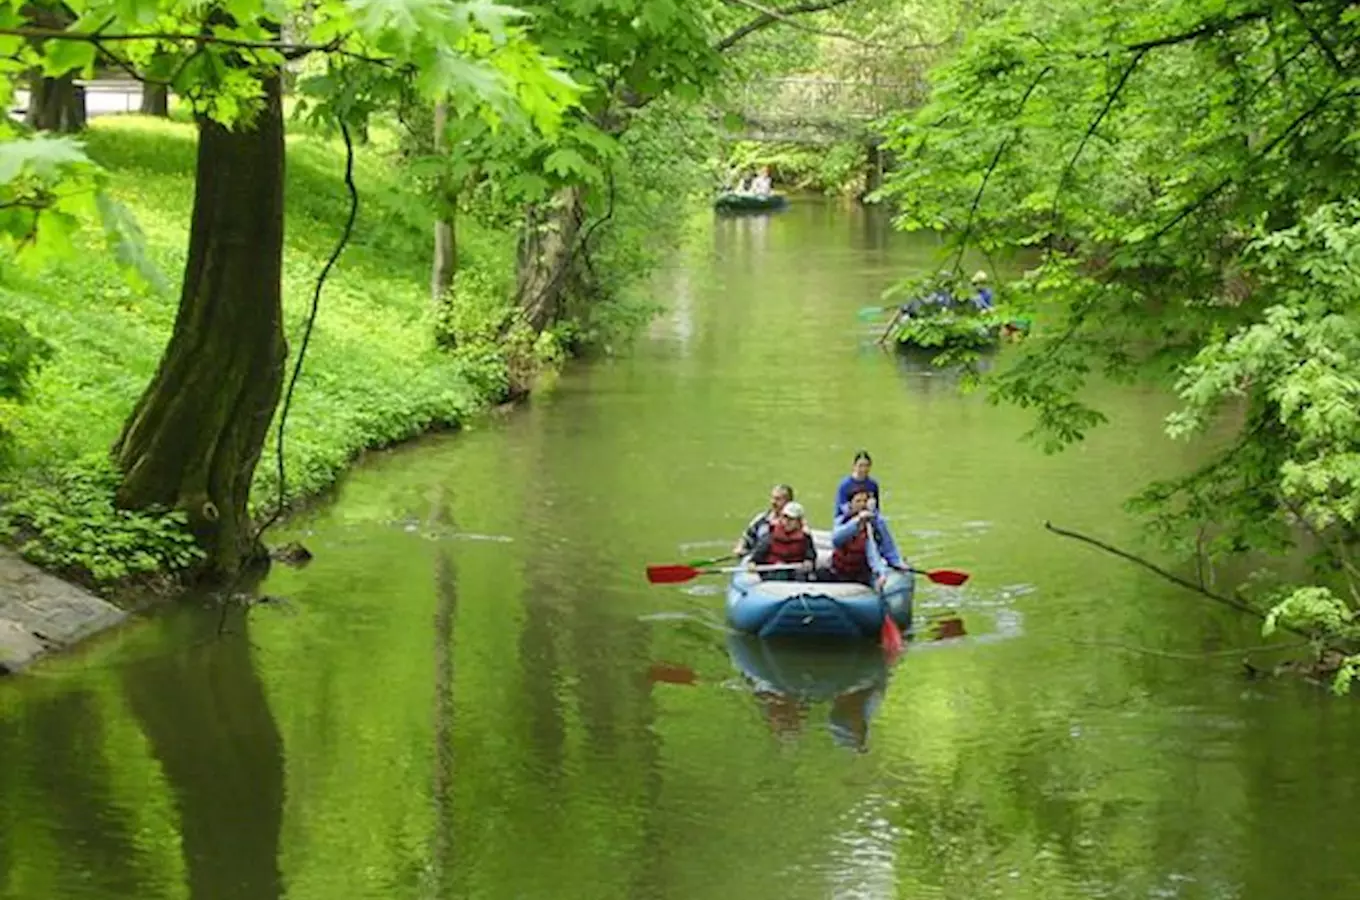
(646, 562, 804, 584)
(897, 566, 970, 586)
(857, 305, 894, 320)
(686, 553, 737, 568)
(865, 525, 904, 655)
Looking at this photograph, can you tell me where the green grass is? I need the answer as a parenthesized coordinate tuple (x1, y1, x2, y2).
(0, 115, 519, 588)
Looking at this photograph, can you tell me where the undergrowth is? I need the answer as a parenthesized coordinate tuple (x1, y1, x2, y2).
(0, 116, 523, 589)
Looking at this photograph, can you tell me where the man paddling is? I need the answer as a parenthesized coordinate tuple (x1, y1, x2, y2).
(744, 501, 816, 581)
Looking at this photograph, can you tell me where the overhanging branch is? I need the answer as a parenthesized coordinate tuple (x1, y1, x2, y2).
(0, 26, 389, 65)
(715, 0, 860, 52)
(721, 0, 897, 49)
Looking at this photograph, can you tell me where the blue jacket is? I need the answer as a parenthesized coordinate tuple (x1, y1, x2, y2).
(833, 475, 880, 521)
(830, 513, 903, 577)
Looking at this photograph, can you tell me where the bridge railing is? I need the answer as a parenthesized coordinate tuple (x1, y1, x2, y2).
(732, 76, 922, 125)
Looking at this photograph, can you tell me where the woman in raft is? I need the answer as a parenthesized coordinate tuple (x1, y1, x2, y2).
(832, 449, 880, 522)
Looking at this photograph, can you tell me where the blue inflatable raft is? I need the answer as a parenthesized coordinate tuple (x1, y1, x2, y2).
(726, 531, 914, 639)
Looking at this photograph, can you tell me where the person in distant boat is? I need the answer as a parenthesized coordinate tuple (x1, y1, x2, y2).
(821, 487, 905, 589)
(970, 270, 994, 310)
(833, 449, 880, 521)
(733, 483, 795, 556)
(749, 166, 772, 197)
(745, 501, 815, 581)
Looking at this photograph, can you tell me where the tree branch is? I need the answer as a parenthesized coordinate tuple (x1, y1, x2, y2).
(1149, 84, 1359, 241)
(1067, 637, 1310, 660)
(1123, 8, 1275, 54)
(1286, 0, 1345, 74)
(1043, 520, 1310, 631)
(0, 26, 389, 66)
(715, 0, 860, 53)
(1046, 49, 1147, 253)
(948, 64, 1053, 275)
(720, 0, 891, 49)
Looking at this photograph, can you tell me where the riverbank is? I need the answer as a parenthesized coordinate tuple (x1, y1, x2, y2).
(0, 116, 531, 606)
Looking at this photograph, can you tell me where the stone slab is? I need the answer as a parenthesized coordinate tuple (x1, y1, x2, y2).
(0, 549, 126, 674)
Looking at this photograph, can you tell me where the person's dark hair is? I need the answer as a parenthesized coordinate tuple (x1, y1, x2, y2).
(774, 483, 795, 500)
(849, 486, 873, 500)
(853, 450, 872, 465)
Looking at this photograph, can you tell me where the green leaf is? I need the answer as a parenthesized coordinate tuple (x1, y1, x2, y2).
(41, 39, 98, 78)
(0, 135, 91, 185)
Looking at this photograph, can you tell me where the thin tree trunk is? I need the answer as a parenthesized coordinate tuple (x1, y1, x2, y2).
(140, 83, 169, 117)
(516, 186, 585, 332)
(113, 71, 288, 580)
(431, 99, 457, 307)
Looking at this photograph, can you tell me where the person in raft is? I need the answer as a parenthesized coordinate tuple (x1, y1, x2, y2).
(744, 501, 816, 581)
(821, 487, 905, 589)
(833, 449, 880, 522)
(970, 269, 994, 310)
(733, 483, 795, 557)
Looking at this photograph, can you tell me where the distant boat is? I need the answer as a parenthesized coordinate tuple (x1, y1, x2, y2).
(714, 191, 790, 214)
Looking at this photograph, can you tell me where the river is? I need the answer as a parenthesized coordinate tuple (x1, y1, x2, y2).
(2, 198, 1357, 900)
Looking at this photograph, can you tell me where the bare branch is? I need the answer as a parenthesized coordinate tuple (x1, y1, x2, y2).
(1046, 48, 1148, 253)
(948, 64, 1054, 275)
(1067, 637, 1310, 660)
(715, 0, 860, 53)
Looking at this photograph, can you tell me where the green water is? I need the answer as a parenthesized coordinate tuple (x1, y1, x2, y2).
(2, 198, 1357, 900)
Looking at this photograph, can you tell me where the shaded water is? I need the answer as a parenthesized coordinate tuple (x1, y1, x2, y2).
(3, 198, 1358, 900)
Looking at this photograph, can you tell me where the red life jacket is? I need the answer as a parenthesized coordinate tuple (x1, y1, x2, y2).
(765, 521, 809, 564)
(832, 524, 870, 576)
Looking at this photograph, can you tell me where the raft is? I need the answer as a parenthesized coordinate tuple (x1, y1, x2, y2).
(713, 191, 789, 213)
(726, 531, 914, 639)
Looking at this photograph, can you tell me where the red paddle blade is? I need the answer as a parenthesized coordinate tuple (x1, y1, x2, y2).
(924, 568, 970, 586)
(881, 615, 904, 656)
(646, 564, 701, 584)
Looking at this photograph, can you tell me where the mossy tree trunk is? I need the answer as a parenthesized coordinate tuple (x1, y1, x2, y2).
(112, 72, 288, 580)
(516, 186, 585, 332)
(139, 83, 169, 117)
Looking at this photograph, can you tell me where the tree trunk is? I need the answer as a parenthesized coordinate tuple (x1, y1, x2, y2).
(516, 186, 585, 332)
(140, 83, 169, 117)
(430, 99, 457, 308)
(24, 72, 85, 132)
(113, 72, 288, 580)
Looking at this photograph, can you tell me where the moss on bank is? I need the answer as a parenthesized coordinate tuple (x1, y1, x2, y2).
(0, 116, 520, 592)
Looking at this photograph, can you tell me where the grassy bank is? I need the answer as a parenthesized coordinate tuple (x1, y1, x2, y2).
(0, 115, 522, 591)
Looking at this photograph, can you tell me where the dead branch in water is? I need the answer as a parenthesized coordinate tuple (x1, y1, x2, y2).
(1041, 519, 1351, 653)
(1044, 519, 1271, 617)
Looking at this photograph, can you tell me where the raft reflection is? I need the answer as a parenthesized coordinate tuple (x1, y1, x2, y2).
(726, 635, 892, 752)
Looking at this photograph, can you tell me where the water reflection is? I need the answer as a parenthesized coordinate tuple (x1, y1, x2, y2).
(119, 600, 284, 900)
(726, 636, 890, 752)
